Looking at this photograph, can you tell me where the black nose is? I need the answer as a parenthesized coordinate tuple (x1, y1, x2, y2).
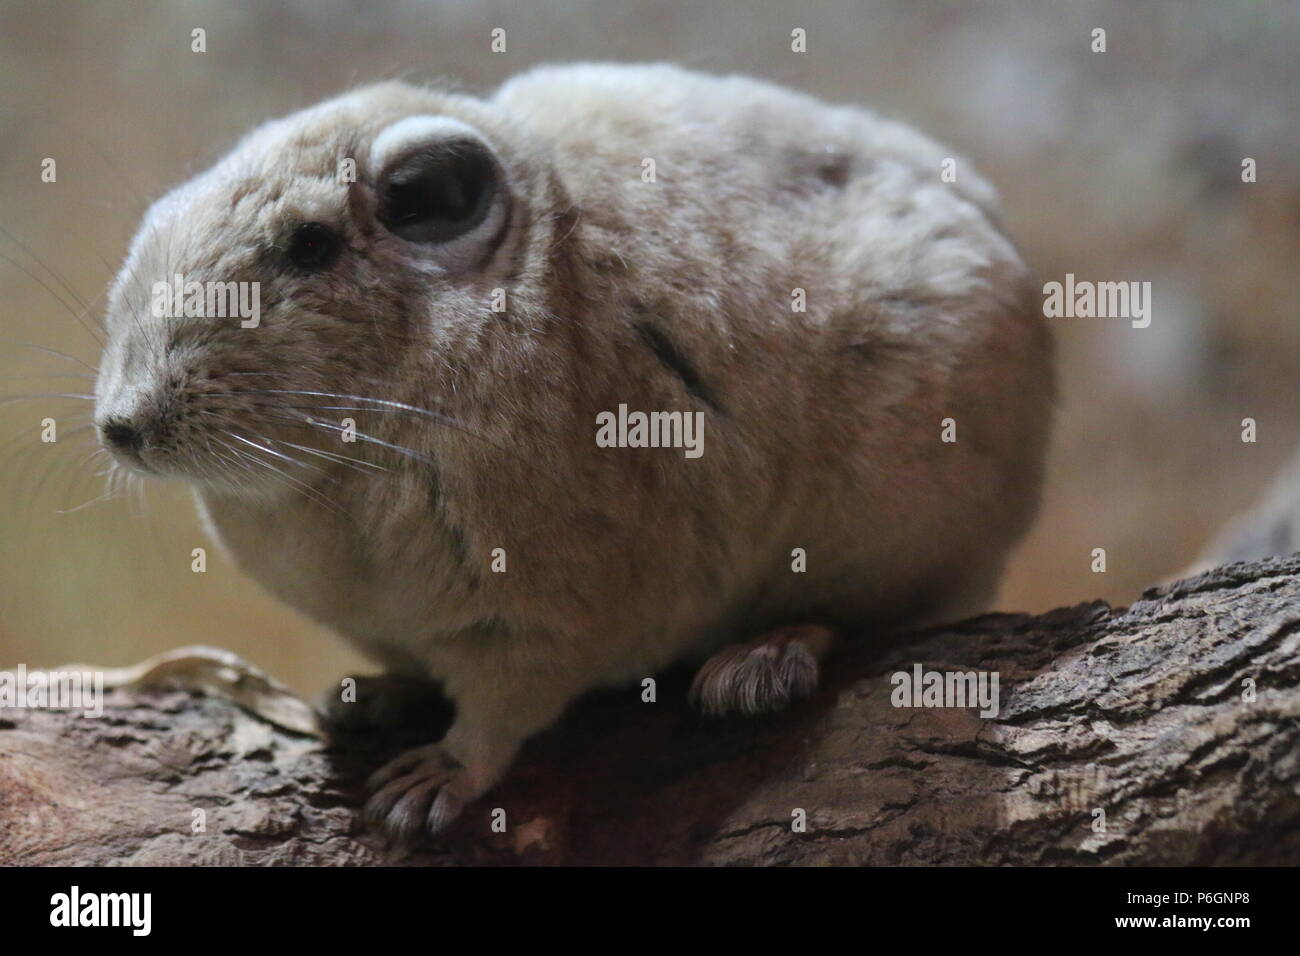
(101, 419, 143, 452)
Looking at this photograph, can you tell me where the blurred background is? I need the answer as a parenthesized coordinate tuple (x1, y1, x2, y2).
(1, 0, 1296, 693)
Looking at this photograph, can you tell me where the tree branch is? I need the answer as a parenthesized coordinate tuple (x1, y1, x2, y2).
(2, 554, 1297, 865)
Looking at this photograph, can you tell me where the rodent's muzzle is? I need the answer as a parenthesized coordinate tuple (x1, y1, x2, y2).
(97, 415, 155, 473)
(100, 418, 143, 455)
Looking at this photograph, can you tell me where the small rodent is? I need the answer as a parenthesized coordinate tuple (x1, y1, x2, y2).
(93, 63, 1054, 838)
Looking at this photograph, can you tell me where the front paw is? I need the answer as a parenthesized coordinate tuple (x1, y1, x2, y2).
(364, 743, 475, 840)
(316, 674, 452, 738)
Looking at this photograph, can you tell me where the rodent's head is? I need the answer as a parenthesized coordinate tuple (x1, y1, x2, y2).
(94, 82, 531, 492)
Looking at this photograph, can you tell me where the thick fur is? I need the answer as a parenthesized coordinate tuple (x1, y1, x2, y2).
(94, 63, 1054, 834)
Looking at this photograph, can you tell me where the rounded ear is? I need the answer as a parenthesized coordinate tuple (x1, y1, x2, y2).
(369, 116, 509, 262)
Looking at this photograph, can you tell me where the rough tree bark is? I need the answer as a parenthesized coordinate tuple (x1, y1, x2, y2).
(1, 554, 1297, 866)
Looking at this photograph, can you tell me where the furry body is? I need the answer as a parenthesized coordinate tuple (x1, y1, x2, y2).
(95, 63, 1053, 835)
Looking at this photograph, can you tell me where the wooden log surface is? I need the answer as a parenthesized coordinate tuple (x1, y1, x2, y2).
(1, 554, 1297, 866)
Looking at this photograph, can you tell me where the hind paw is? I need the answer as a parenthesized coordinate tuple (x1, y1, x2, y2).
(689, 624, 833, 716)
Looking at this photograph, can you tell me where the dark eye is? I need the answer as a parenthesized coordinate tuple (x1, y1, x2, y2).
(378, 140, 497, 243)
(286, 222, 342, 272)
